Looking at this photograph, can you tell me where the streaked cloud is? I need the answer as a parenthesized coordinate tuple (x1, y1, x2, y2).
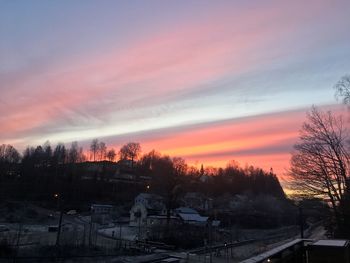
(0, 0, 350, 178)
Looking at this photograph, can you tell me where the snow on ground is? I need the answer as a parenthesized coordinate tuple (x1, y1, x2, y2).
(308, 225, 327, 240)
(98, 225, 138, 240)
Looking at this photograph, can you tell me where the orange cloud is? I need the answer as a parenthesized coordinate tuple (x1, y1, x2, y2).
(97, 109, 307, 179)
(101, 105, 345, 182)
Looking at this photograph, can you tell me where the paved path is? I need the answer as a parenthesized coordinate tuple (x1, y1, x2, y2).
(308, 225, 326, 240)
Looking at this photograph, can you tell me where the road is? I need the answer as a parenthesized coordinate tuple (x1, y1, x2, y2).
(308, 225, 326, 239)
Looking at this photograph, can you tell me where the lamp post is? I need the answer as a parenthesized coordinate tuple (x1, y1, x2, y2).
(54, 193, 64, 247)
(293, 201, 304, 239)
(54, 193, 59, 211)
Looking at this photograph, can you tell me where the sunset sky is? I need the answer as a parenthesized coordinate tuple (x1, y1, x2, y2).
(1, 0, 350, 179)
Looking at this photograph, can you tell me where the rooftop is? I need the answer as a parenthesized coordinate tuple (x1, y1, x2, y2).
(175, 207, 198, 214)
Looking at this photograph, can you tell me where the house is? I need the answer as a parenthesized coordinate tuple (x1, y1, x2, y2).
(146, 215, 179, 227)
(115, 159, 133, 173)
(129, 193, 166, 227)
(91, 204, 117, 214)
(174, 207, 209, 226)
(80, 161, 118, 181)
(181, 192, 213, 212)
(110, 160, 152, 184)
(91, 204, 118, 224)
(110, 172, 136, 182)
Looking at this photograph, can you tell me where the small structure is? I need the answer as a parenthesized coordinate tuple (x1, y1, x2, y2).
(91, 204, 118, 224)
(174, 207, 209, 226)
(111, 160, 152, 183)
(181, 192, 213, 212)
(147, 215, 179, 226)
(308, 239, 349, 263)
(129, 193, 166, 227)
(111, 172, 136, 182)
(241, 239, 350, 263)
(80, 161, 118, 180)
(240, 239, 306, 263)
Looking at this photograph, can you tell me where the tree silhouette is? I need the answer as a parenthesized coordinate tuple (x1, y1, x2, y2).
(90, 139, 99, 162)
(289, 106, 349, 229)
(98, 141, 107, 161)
(119, 142, 141, 168)
(334, 74, 350, 104)
(106, 149, 116, 162)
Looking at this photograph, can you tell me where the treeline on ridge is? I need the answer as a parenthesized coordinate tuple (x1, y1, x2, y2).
(0, 140, 285, 207)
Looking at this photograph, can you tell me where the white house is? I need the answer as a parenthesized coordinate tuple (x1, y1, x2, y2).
(129, 193, 166, 227)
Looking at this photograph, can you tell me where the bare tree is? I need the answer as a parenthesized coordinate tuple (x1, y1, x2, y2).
(90, 139, 99, 162)
(53, 143, 66, 165)
(334, 74, 350, 104)
(119, 142, 141, 168)
(98, 142, 107, 161)
(42, 141, 52, 166)
(68, 142, 79, 163)
(78, 146, 86, 162)
(289, 106, 350, 226)
(106, 149, 116, 162)
(0, 144, 21, 177)
(0, 144, 21, 164)
(172, 157, 187, 177)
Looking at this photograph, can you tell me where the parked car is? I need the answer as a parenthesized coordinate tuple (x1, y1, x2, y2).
(66, 210, 77, 215)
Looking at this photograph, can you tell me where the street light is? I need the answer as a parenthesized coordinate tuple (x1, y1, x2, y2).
(54, 193, 60, 212)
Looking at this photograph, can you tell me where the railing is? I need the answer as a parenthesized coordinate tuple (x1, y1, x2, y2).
(240, 239, 313, 263)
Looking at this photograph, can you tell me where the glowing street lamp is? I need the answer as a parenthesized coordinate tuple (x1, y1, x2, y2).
(54, 193, 60, 211)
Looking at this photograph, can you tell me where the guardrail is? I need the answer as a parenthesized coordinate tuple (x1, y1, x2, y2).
(189, 239, 256, 255)
(240, 239, 313, 263)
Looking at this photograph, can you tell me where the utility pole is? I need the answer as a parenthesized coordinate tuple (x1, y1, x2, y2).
(13, 223, 22, 263)
(119, 223, 122, 248)
(299, 206, 304, 238)
(89, 217, 93, 247)
(56, 210, 64, 246)
(82, 223, 86, 246)
(208, 218, 213, 263)
(54, 193, 59, 211)
(55, 193, 64, 247)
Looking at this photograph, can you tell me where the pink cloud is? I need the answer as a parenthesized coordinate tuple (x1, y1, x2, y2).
(0, 0, 338, 149)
